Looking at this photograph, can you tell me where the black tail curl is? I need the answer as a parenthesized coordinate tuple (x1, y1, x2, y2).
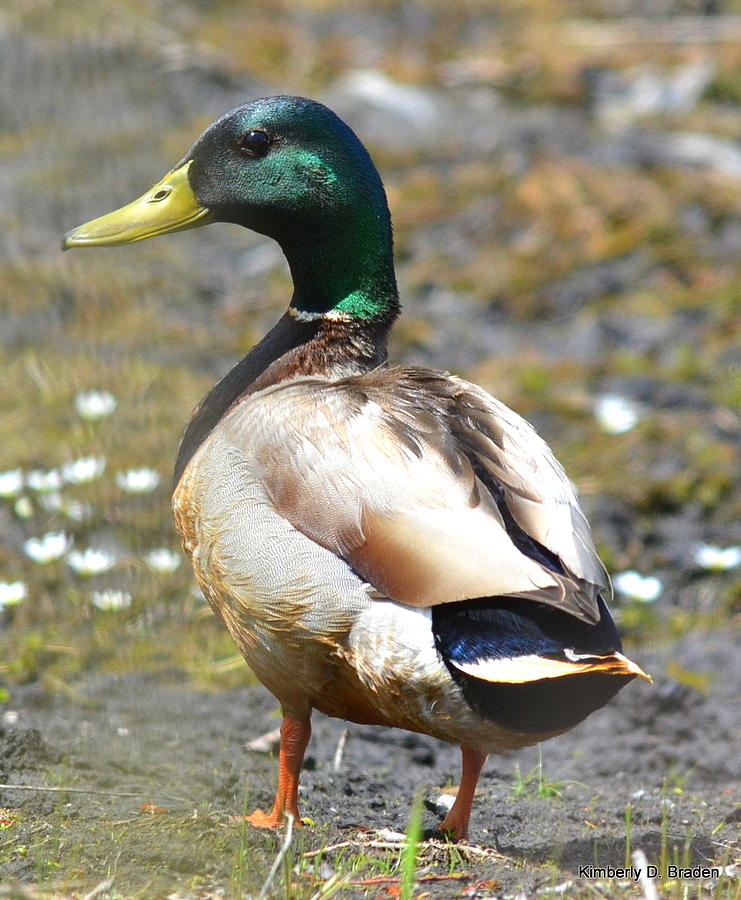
(432, 596, 632, 734)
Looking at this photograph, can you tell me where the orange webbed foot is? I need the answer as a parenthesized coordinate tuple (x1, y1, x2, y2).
(246, 808, 301, 829)
(437, 810, 470, 842)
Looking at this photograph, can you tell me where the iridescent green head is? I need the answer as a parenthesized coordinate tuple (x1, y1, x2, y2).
(64, 96, 398, 321)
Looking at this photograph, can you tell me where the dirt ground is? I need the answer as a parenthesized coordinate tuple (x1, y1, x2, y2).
(0, 628, 738, 898)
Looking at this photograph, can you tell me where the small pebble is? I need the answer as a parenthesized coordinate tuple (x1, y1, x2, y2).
(434, 793, 455, 813)
(375, 828, 406, 842)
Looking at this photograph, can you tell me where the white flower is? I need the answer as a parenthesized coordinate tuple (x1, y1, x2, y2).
(61, 499, 93, 522)
(0, 469, 24, 498)
(37, 491, 92, 522)
(26, 469, 63, 493)
(91, 589, 132, 611)
(14, 497, 34, 519)
(613, 570, 663, 602)
(23, 531, 72, 564)
(594, 395, 640, 434)
(61, 456, 106, 484)
(0, 582, 27, 608)
(692, 543, 741, 572)
(144, 547, 182, 574)
(74, 390, 117, 422)
(38, 491, 63, 511)
(67, 547, 117, 576)
(116, 468, 160, 494)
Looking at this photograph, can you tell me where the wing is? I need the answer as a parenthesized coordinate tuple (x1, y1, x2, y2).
(223, 366, 608, 624)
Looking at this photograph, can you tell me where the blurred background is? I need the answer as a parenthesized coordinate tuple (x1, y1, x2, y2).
(1, 0, 739, 693)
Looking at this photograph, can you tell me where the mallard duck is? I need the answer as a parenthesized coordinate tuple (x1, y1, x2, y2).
(63, 95, 650, 841)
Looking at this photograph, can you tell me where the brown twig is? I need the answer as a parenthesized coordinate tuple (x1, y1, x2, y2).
(349, 873, 471, 886)
(303, 835, 507, 862)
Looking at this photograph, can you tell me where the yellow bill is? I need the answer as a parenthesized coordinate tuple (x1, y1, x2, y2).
(62, 160, 210, 249)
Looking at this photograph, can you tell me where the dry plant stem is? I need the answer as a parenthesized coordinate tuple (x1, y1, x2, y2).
(303, 837, 507, 861)
(351, 873, 470, 886)
(332, 726, 348, 772)
(0, 783, 187, 803)
(438, 745, 488, 840)
(82, 877, 116, 900)
(247, 714, 311, 828)
(632, 849, 659, 900)
(258, 813, 295, 900)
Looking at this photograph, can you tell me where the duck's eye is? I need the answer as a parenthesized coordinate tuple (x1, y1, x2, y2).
(239, 130, 271, 158)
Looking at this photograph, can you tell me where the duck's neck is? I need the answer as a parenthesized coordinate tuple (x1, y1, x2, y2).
(281, 213, 399, 323)
(174, 223, 399, 487)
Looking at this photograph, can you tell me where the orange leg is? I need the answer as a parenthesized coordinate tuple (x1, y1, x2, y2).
(438, 745, 488, 841)
(247, 715, 311, 828)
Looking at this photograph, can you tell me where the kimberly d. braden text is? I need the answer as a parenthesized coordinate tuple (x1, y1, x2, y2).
(578, 865, 721, 881)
